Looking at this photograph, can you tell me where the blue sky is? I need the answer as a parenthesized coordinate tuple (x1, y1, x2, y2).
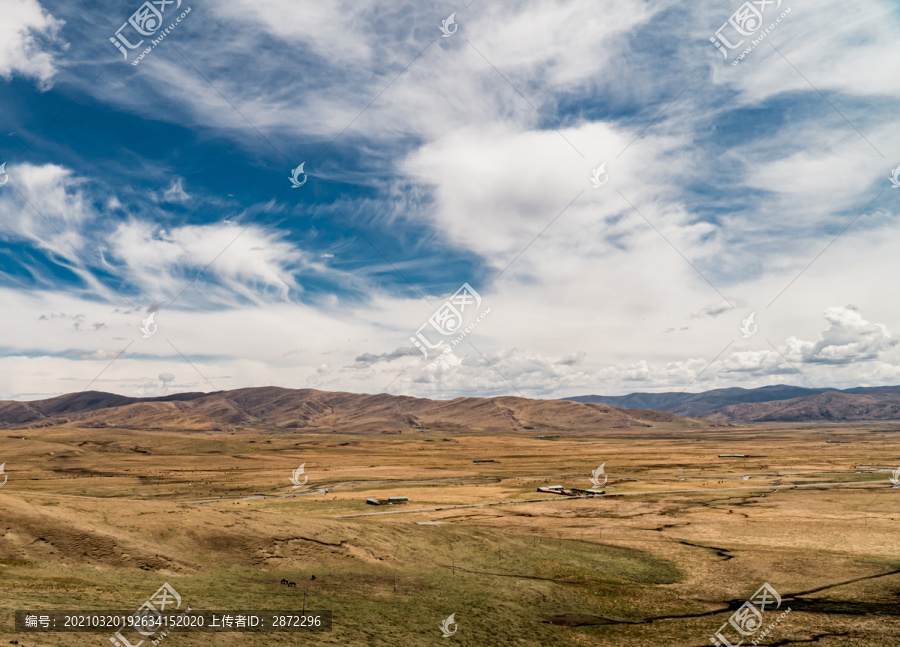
(1, 0, 900, 400)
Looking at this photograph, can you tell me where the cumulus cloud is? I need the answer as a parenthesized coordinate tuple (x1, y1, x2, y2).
(704, 307, 897, 385)
(790, 306, 894, 364)
(596, 357, 713, 387)
(548, 307, 899, 393)
(381, 347, 598, 398)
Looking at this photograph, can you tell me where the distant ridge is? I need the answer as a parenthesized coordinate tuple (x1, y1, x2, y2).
(564, 384, 900, 421)
(0, 387, 712, 432)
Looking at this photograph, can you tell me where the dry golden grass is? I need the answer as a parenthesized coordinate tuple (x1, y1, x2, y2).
(1, 422, 898, 645)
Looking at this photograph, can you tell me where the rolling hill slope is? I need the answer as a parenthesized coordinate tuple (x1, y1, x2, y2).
(0, 387, 710, 432)
(565, 384, 900, 421)
(706, 389, 900, 422)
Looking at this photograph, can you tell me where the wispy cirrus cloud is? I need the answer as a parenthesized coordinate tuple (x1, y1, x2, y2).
(0, 162, 350, 308)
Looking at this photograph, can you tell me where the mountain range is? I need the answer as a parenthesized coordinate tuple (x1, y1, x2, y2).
(564, 384, 900, 422)
(4, 383, 899, 431)
(0, 387, 708, 432)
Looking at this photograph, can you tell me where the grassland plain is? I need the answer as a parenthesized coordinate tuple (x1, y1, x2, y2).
(1, 422, 898, 645)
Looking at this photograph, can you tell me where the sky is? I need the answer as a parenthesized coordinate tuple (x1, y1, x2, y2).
(1, 0, 900, 401)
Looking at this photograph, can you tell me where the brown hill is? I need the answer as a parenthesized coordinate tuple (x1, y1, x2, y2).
(707, 389, 900, 422)
(0, 387, 710, 432)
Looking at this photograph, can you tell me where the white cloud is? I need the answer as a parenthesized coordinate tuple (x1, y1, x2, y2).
(791, 305, 894, 364)
(0, 0, 65, 88)
(4, 0, 900, 402)
(84, 0, 667, 154)
(0, 163, 115, 295)
(0, 163, 91, 253)
(717, 0, 900, 100)
(0, 163, 361, 308)
(697, 307, 898, 386)
(106, 219, 307, 305)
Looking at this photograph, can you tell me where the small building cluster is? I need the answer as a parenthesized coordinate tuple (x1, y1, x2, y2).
(537, 485, 606, 497)
(366, 496, 409, 506)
